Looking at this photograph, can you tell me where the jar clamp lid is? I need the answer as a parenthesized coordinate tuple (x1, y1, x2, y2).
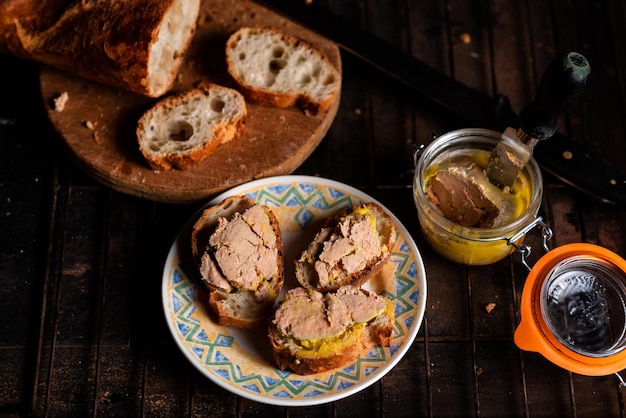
(515, 243, 626, 382)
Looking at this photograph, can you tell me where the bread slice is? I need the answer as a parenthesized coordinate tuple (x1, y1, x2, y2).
(191, 195, 284, 328)
(269, 285, 395, 375)
(225, 26, 341, 115)
(295, 202, 397, 292)
(136, 83, 246, 171)
(0, 0, 199, 97)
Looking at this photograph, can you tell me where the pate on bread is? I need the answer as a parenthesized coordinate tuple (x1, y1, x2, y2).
(268, 285, 395, 375)
(295, 202, 397, 292)
(191, 195, 284, 329)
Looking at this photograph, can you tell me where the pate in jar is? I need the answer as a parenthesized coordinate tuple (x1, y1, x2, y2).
(413, 128, 549, 265)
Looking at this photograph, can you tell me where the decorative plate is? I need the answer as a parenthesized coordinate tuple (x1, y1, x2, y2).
(162, 175, 427, 406)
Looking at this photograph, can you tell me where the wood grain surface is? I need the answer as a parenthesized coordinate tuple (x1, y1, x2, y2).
(39, 0, 341, 203)
(4, 0, 626, 417)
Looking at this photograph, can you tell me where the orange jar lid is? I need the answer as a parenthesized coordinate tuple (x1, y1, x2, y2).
(514, 243, 626, 376)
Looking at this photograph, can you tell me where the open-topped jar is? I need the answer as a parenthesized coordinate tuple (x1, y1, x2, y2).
(413, 128, 551, 266)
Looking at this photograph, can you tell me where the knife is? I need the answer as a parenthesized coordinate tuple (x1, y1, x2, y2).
(255, 0, 626, 209)
(486, 52, 590, 189)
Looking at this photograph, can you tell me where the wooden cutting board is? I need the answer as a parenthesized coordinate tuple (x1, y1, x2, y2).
(39, 0, 341, 204)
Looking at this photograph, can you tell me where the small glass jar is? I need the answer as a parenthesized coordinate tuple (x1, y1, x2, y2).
(413, 128, 548, 265)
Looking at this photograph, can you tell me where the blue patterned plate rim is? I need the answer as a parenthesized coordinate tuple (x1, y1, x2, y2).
(161, 175, 427, 406)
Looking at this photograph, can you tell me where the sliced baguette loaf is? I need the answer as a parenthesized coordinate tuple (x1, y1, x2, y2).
(191, 195, 284, 329)
(225, 26, 341, 115)
(295, 202, 397, 292)
(0, 0, 199, 97)
(136, 83, 246, 171)
(269, 285, 395, 375)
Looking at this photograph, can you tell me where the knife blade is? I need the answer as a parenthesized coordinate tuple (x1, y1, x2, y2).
(486, 52, 590, 189)
(255, 0, 626, 209)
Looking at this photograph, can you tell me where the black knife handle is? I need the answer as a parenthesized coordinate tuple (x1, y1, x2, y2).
(520, 52, 590, 140)
(256, 0, 626, 208)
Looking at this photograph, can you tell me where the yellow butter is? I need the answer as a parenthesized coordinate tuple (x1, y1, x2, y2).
(294, 299, 394, 358)
(296, 323, 366, 358)
(351, 206, 377, 231)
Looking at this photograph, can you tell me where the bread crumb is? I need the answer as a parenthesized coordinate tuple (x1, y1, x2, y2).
(92, 131, 102, 144)
(459, 33, 471, 44)
(485, 302, 496, 313)
(84, 120, 95, 130)
(53, 92, 69, 112)
(476, 367, 484, 376)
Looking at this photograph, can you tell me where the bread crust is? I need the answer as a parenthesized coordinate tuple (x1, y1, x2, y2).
(208, 290, 274, 329)
(225, 26, 341, 115)
(191, 195, 284, 329)
(136, 83, 247, 171)
(295, 202, 397, 292)
(268, 326, 364, 375)
(0, 0, 200, 97)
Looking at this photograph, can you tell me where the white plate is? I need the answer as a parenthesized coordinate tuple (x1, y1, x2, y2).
(162, 175, 427, 406)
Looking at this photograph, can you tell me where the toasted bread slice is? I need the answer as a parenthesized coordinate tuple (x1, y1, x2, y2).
(268, 285, 395, 375)
(207, 289, 274, 329)
(225, 26, 341, 115)
(191, 195, 284, 328)
(137, 83, 246, 170)
(295, 202, 397, 292)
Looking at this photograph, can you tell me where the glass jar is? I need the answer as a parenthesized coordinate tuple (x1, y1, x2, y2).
(515, 243, 626, 377)
(413, 128, 549, 266)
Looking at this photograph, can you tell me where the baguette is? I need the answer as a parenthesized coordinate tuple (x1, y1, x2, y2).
(191, 196, 284, 329)
(0, 0, 199, 97)
(268, 285, 395, 375)
(136, 83, 246, 171)
(225, 26, 341, 115)
(295, 202, 397, 292)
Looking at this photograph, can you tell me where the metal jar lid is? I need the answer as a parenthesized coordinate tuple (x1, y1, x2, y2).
(515, 243, 626, 377)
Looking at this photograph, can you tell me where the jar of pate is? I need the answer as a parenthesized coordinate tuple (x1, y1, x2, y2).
(413, 128, 550, 266)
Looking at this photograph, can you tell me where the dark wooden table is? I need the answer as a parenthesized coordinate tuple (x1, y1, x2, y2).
(2, 0, 626, 416)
